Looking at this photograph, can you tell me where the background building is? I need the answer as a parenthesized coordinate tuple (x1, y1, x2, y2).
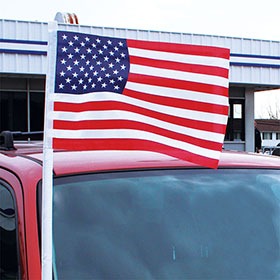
(256, 119, 280, 148)
(1, 18, 280, 150)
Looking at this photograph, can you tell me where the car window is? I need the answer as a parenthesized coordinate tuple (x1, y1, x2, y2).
(0, 181, 20, 280)
(52, 169, 280, 280)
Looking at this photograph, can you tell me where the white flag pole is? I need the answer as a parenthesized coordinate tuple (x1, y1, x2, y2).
(42, 21, 58, 280)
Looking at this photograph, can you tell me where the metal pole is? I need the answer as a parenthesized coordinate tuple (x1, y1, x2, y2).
(42, 21, 57, 280)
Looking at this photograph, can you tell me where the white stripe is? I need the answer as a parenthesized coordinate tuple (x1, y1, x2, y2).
(51, 129, 220, 160)
(128, 47, 229, 69)
(0, 42, 48, 52)
(52, 92, 228, 124)
(51, 110, 225, 143)
(125, 81, 229, 106)
(130, 64, 229, 88)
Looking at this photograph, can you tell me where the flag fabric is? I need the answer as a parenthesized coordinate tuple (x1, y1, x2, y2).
(50, 30, 230, 168)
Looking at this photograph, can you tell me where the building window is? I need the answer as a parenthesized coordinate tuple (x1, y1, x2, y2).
(263, 132, 273, 140)
(277, 133, 280, 140)
(0, 182, 20, 279)
(0, 77, 45, 139)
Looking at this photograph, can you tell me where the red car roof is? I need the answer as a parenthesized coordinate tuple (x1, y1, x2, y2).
(1, 142, 280, 176)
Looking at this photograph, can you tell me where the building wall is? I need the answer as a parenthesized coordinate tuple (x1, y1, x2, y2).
(1, 19, 280, 152)
(2, 19, 280, 88)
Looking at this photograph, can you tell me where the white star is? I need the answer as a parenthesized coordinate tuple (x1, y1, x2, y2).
(108, 63, 114, 68)
(101, 83, 107, 88)
(62, 34, 67, 40)
(66, 65, 72, 71)
(83, 84, 87, 89)
(61, 59, 66, 64)
(78, 79, 83, 84)
(74, 47, 80, 53)
(114, 85, 120, 90)
(84, 72, 89, 78)
(105, 73, 110, 78)
(101, 67, 106, 72)
(93, 71, 98, 76)
(113, 70, 119, 75)
(96, 61, 102, 65)
(72, 72, 78, 78)
(80, 42, 85, 47)
(68, 53, 73, 59)
(73, 60, 79, 66)
(61, 47, 67, 52)
(68, 41, 74, 46)
(88, 78, 92, 83)
(97, 77, 103, 82)
(59, 83, 64, 89)
(87, 48, 92, 53)
(91, 83, 96, 88)
(109, 51, 114, 56)
(85, 37, 90, 42)
(109, 79, 115, 84)
(89, 66, 94, 71)
(107, 40, 112, 45)
(80, 54, 86, 60)
(74, 35, 79, 41)
(98, 49, 103, 54)
(92, 54, 97, 59)
(118, 42, 124, 46)
(71, 84, 77, 90)
(92, 43, 96, 48)
(120, 64, 126, 70)
(65, 78, 71, 83)
(96, 38, 101, 43)
(104, 56, 109, 62)
(120, 53, 126, 58)
(118, 76, 124, 81)
(60, 71, 65, 77)
(86, 60, 90, 65)
(80, 66, 85, 72)
(115, 58, 120, 63)
(114, 46, 119, 51)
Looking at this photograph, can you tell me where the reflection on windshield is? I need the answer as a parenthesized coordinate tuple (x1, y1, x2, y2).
(53, 169, 280, 280)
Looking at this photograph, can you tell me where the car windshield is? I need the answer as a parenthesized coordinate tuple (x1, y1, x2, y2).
(53, 169, 280, 280)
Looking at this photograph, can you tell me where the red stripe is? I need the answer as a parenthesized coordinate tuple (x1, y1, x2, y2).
(127, 73, 228, 97)
(130, 56, 229, 78)
(53, 138, 219, 169)
(53, 119, 223, 151)
(53, 101, 227, 134)
(123, 88, 229, 115)
(127, 39, 230, 60)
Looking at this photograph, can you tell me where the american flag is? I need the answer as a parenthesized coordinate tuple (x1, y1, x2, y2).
(50, 30, 230, 168)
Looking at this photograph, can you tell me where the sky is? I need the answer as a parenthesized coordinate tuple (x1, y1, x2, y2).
(1, 0, 280, 118)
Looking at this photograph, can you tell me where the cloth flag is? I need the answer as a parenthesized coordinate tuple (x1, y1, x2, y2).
(50, 30, 230, 168)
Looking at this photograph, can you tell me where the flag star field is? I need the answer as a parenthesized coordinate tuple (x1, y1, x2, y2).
(55, 32, 130, 94)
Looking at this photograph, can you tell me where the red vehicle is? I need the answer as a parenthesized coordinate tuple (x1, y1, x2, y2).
(1, 131, 280, 280)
